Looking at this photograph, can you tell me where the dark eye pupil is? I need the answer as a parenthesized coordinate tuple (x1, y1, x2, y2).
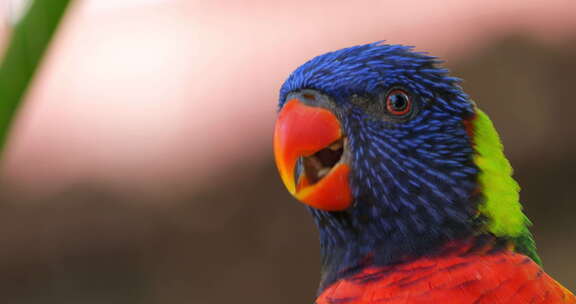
(389, 93, 407, 110)
(384, 89, 412, 117)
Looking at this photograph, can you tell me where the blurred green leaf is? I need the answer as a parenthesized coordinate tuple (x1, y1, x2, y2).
(0, 0, 73, 156)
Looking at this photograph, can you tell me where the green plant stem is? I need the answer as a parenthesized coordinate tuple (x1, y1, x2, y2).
(0, 0, 73, 155)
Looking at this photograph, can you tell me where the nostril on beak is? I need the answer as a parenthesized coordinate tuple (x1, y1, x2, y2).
(302, 93, 317, 101)
(297, 90, 329, 107)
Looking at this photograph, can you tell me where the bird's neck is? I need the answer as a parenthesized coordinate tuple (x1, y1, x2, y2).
(311, 108, 539, 293)
(315, 227, 510, 294)
(310, 204, 481, 293)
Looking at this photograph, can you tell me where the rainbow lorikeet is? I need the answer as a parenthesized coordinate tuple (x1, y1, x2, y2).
(273, 42, 575, 304)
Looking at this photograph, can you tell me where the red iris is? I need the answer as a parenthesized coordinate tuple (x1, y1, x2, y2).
(386, 89, 412, 116)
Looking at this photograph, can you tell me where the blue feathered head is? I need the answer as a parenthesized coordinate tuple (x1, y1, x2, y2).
(273, 42, 534, 291)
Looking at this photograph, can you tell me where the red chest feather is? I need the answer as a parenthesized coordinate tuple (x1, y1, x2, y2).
(316, 251, 575, 304)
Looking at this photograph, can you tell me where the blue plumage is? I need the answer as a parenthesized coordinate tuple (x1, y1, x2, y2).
(279, 42, 484, 293)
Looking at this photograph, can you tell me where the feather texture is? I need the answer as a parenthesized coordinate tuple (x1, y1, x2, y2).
(275, 42, 575, 302)
(316, 247, 575, 304)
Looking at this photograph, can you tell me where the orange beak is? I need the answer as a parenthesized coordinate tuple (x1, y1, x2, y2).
(273, 99, 352, 211)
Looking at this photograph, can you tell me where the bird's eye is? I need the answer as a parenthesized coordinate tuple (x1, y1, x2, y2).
(385, 89, 412, 116)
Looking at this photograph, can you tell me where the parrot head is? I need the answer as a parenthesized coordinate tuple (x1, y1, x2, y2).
(273, 42, 537, 290)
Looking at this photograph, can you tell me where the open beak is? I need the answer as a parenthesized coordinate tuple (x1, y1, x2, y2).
(274, 99, 352, 211)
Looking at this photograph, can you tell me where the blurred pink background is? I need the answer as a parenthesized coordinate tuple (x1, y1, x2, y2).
(2, 0, 576, 198)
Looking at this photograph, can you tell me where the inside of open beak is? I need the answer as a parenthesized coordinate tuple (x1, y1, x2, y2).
(300, 138, 344, 185)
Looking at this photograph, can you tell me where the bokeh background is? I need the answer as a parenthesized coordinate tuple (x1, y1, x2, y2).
(0, 0, 575, 303)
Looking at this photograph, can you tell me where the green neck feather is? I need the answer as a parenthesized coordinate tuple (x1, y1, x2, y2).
(471, 108, 541, 264)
